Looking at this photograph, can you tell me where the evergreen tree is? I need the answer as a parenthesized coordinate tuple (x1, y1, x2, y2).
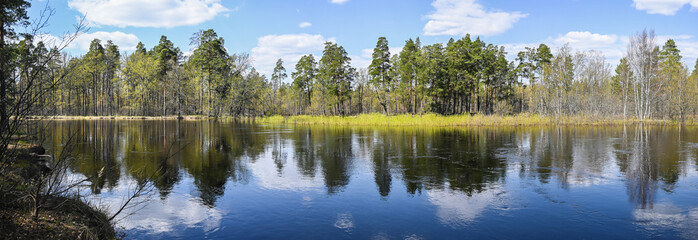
(189, 29, 229, 116)
(319, 42, 354, 115)
(368, 37, 392, 114)
(292, 55, 316, 114)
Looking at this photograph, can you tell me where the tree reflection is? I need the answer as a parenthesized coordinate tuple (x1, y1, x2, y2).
(293, 128, 317, 178)
(49, 120, 122, 194)
(315, 127, 353, 194)
(614, 125, 692, 209)
(43, 120, 697, 210)
(179, 120, 250, 207)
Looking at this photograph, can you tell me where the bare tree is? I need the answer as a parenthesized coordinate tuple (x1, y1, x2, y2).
(626, 30, 657, 120)
(0, 3, 87, 170)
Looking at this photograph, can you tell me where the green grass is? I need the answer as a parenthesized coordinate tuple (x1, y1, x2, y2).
(26, 113, 697, 126)
(256, 113, 697, 126)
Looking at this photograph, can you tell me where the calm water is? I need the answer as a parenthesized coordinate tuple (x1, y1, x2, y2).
(40, 120, 698, 239)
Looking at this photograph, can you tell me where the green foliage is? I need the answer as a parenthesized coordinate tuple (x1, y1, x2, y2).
(368, 37, 393, 114)
(189, 29, 229, 116)
(292, 54, 316, 114)
(0, 0, 30, 39)
(319, 41, 354, 115)
(10, 26, 695, 121)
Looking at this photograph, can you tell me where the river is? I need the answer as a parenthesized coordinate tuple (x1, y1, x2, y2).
(39, 120, 698, 239)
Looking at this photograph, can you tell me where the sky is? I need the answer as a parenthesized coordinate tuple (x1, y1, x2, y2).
(27, 0, 698, 78)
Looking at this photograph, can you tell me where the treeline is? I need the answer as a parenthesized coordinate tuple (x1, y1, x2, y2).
(12, 29, 698, 119)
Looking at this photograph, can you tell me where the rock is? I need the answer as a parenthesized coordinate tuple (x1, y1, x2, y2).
(35, 155, 53, 172)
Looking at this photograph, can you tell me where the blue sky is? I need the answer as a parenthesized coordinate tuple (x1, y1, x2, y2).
(29, 0, 698, 77)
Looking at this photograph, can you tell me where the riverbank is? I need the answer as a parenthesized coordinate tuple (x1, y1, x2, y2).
(0, 144, 118, 240)
(23, 114, 697, 126)
(256, 113, 697, 126)
(26, 115, 212, 120)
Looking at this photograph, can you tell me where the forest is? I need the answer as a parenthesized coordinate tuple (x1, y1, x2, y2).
(5, 28, 698, 121)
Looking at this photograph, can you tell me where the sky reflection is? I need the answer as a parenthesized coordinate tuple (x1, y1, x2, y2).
(41, 121, 697, 239)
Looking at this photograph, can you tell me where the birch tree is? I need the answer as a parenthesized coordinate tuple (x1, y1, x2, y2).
(626, 30, 657, 120)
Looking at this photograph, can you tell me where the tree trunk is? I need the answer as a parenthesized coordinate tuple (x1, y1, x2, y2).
(0, 26, 7, 133)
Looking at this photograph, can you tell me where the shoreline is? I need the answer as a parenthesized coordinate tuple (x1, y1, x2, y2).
(25, 114, 698, 126)
(26, 115, 213, 120)
(1, 144, 117, 239)
(255, 114, 697, 126)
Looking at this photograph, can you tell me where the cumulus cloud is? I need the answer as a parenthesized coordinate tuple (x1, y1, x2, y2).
(502, 31, 698, 68)
(350, 54, 372, 71)
(632, 0, 698, 15)
(68, 0, 229, 28)
(251, 34, 335, 78)
(423, 0, 527, 36)
(553, 32, 618, 49)
(331, 0, 350, 4)
(352, 46, 403, 70)
(39, 31, 140, 52)
(500, 42, 539, 59)
(299, 22, 312, 28)
(73, 31, 141, 51)
(503, 32, 624, 63)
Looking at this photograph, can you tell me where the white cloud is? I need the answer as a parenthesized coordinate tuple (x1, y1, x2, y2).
(423, 0, 527, 36)
(632, 0, 698, 15)
(350, 54, 371, 70)
(389, 46, 404, 57)
(68, 0, 229, 28)
(251, 34, 335, 78)
(503, 32, 632, 63)
(672, 40, 698, 64)
(74, 31, 141, 51)
(361, 48, 373, 59)
(352, 46, 403, 70)
(35, 34, 62, 48)
(299, 22, 312, 28)
(330, 0, 350, 4)
(502, 31, 698, 68)
(553, 32, 618, 49)
(39, 31, 140, 52)
(553, 31, 624, 61)
(500, 43, 539, 58)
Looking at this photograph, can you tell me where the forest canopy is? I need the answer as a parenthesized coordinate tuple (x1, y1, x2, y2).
(4, 27, 698, 121)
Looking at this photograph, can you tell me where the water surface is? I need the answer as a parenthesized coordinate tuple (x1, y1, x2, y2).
(41, 120, 698, 239)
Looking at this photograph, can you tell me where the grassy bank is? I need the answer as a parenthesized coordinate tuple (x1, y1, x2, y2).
(0, 189, 117, 240)
(1, 144, 118, 240)
(256, 113, 697, 126)
(24, 114, 697, 126)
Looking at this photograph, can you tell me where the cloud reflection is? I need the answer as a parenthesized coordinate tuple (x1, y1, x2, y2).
(93, 178, 223, 235)
(251, 150, 324, 192)
(426, 186, 508, 227)
(633, 203, 698, 239)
